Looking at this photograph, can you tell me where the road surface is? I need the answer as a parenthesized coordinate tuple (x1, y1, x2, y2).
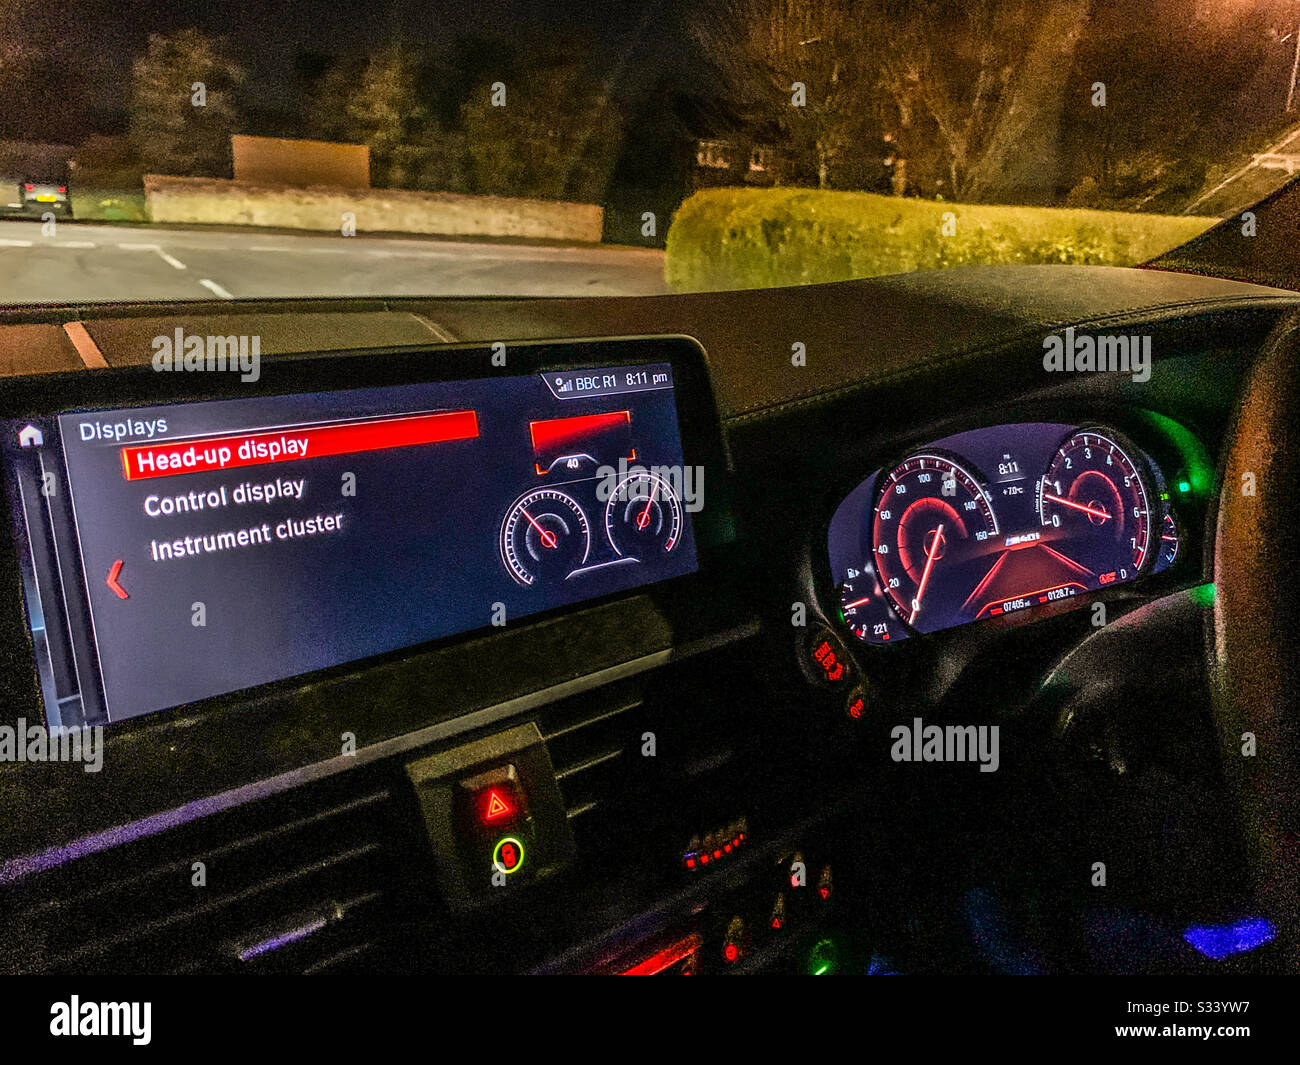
(0, 221, 670, 305)
(1181, 121, 1300, 217)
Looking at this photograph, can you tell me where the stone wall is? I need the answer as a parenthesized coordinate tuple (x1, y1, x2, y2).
(143, 175, 605, 242)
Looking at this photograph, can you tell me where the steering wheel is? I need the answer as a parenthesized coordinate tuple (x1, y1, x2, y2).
(1211, 310, 1300, 969)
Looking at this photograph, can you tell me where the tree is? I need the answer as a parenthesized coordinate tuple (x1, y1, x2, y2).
(305, 45, 468, 191)
(340, 47, 426, 188)
(460, 48, 623, 202)
(304, 60, 362, 145)
(1063, 0, 1271, 211)
(689, 0, 876, 189)
(689, 0, 1091, 201)
(872, 0, 1085, 201)
(128, 30, 245, 178)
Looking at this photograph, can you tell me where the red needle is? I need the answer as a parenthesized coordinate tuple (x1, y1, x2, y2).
(637, 485, 656, 530)
(843, 596, 872, 610)
(1043, 492, 1111, 522)
(521, 509, 558, 549)
(911, 523, 945, 623)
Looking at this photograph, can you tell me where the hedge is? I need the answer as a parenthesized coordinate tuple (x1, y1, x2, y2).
(664, 187, 1217, 291)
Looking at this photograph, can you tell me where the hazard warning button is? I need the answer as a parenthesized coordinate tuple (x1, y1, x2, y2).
(481, 787, 514, 824)
(457, 764, 527, 836)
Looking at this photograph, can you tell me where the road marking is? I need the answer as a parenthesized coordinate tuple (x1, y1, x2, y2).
(56, 241, 96, 249)
(198, 278, 234, 299)
(413, 314, 457, 343)
(247, 244, 355, 254)
(63, 322, 110, 369)
(116, 242, 186, 269)
(1184, 122, 1300, 213)
(0, 239, 33, 247)
(239, 239, 661, 263)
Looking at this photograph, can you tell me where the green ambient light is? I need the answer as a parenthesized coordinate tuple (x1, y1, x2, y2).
(807, 937, 839, 975)
(1143, 411, 1215, 496)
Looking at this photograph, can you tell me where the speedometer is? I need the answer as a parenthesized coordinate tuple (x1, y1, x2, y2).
(500, 488, 592, 586)
(1038, 429, 1151, 579)
(872, 454, 999, 629)
(831, 421, 1183, 645)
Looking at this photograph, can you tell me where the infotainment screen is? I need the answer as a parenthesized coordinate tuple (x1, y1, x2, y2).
(2, 359, 699, 727)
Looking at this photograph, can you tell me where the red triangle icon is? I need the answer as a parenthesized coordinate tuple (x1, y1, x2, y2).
(484, 790, 513, 821)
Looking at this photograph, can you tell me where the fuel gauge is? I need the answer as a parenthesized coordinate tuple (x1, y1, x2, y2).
(838, 566, 908, 645)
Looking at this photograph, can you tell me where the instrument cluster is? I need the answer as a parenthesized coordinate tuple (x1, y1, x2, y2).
(826, 422, 1186, 645)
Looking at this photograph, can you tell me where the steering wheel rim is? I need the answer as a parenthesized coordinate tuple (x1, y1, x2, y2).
(1210, 310, 1300, 968)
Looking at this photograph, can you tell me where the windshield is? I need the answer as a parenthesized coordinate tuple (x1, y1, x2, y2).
(1, 0, 1295, 302)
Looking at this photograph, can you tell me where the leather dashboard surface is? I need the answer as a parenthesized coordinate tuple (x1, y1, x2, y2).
(2, 265, 1297, 421)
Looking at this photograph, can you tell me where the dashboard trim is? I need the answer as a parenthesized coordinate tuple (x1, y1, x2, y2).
(0, 616, 759, 886)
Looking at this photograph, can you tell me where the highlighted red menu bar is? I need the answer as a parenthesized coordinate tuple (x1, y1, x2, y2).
(120, 409, 479, 481)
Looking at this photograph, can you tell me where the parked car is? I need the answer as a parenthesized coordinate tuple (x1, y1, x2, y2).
(14, 177, 73, 218)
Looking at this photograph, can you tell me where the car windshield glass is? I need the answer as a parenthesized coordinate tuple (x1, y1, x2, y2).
(1, 0, 1295, 302)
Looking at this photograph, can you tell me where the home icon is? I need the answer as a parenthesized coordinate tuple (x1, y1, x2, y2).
(18, 425, 43, 448)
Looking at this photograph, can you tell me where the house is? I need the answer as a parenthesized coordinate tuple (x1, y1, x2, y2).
(692, 138, 785, 189)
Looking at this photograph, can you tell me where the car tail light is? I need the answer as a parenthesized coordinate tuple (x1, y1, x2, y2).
(57, 186, 66, 193)
(23, 183, 34, 191)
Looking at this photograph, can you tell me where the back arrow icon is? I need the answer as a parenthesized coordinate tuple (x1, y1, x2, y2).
(106, 559, 128, 600)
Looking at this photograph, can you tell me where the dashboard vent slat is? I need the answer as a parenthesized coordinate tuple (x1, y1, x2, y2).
(1, 778, 419, 975)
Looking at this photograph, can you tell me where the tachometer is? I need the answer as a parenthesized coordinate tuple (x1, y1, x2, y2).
(604, 471, 683, 559)
(872, 454, 999, 629)
(1038, 430, 1151, 580)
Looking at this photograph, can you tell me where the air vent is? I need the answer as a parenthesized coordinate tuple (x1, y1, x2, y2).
(541, 686, 644, 841)
(537, 634, 762, 877)
(1, 778, 426, 974)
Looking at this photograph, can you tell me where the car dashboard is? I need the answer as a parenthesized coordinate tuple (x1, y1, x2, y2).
(0, 264, 1295, 975)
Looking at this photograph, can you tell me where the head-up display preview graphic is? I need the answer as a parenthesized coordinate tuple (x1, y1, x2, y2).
(35, 363, 695, 723)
